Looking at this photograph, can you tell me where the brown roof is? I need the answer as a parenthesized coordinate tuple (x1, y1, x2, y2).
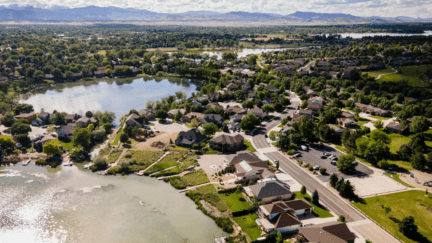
(226, 151, 262, 166)
(299, 222, 356, 243)
(274, 212, 301, 228)
(210, 133, 244, 146)
(284, 199, 313, 211)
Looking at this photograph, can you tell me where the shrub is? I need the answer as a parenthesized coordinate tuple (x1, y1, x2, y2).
(287, 149, 295, 155)
(378, 160, 390, 170)
(319, 167, 327, 174)
(338, 214, 346, 222)
(305, 162, 310, 168)
(298, 160, 303, 165)
(308, 166, 313, 171)
(35, 159, 48, 166)
(300, 185, 306, 194)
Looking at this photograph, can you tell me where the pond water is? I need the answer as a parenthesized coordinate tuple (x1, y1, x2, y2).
(0, 164, 226, 243)
(21, 77, 203, 126)
(202, 47, 308, 60)
(338, 30, 432, 39)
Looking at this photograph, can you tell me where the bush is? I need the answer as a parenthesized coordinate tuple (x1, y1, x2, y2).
(308, 166, 313, 171)
(287, 149, 295, 155)
(378, 160, 390, 170)
(298, 160, 303, 165)
(319, 167, 327, 174)
(338, 214, 346, 222)
(35, 159, 48, 166)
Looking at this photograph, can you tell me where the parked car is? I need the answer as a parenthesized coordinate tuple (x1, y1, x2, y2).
(313, 165, 320, 170)
(42, 125, 47, 128)
(300, 145, 308, 151)
(294, 153, 302, 157)
(324, 152, 331, 156)
(331, 160, 337, 165)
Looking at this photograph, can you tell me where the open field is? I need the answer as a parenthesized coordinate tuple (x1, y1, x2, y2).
(232, 214, 262, 241)
(388, 133, 411, 154)
(377, 65, 432, 87)
(165, 169, 209, 189)
(196, 184, 227, 212)
(57, 139, 74, 151)
(127, 150, 165, 170)
(145, 151, 187, 174)
(294, 192, 333, 218)
(133, 132, 179, 151)
(365, 66, 395, 78)
(220, 192, 251, 212)
(107, 149, 123, 163)
(353, 191, 432, 243)
(154, 153, 199, 177)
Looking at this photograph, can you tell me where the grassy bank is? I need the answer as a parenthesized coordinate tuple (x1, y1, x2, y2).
(164, 169, 209, 189)
(232, 214, 261, 241)
(220, 192, 251, 212)
(145, 151, 186, 174)
(377, 65, 432, 87)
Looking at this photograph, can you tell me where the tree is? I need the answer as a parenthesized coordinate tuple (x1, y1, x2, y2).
(382, 205, 391, 216)
(92, 128, 106, 142)
(242, 100, 254, 110)
(262, 104, 275, 113)
(427, 152, 432, 170)
(1, 112, 16, 127)
(365, 141, 390, 165)
(338, 215, 346, 222)
(370, 130, 391, 144)
(10, 122, 31, 135)
(43, 140, 62, 156)
(335, 177, 345, 191)
(120, 133, 129, 143)
(411, 152, 426, 170)
(85, 111, 93, 118)
(398, 216, 418, 236)
(311, 190, 319, 205)
(409, 116, 430, 133)
(189, 118, 200, 129)
(202, 122, 218, 135)
(319, 167, 327, 174)
(240, 113, 260, 131)
(339, 180, 355, 198)
(16, 134, 30, 145)
(51, 112, 66, 125)
(155, 109, 168, 121)
(0, 135, 15, 148)
(374, 120, 383, 129)
(93, 156, 108, 171)
(222, 52, 237, 61)
(300, 185, 306, 195)
(265, 231, 283, 243)
(330, 173, 338, 187)
(101, 115, 109, 124)
(398, 144, 412, 161)
(13, 103, 33, 115)
(337, 154, 358, 174)
(378, 160, 390, 170)
(87, 124, 94, 131)
(72, 127, 92, 149)
(301, 100, 308, 109)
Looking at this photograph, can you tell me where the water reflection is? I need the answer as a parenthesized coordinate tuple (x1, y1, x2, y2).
(202, 47, 307, 60)
(21, 77, 202, 125)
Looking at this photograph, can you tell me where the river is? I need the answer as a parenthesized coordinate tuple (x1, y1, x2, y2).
(20, 77, 203, 126)
(0, 164, 226, 243)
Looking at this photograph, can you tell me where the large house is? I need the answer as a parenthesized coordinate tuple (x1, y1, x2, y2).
(258, 200, 313, 233)
(225, 151, 262, 167)
(298, 222, 356, 243)
(245, 179, 293, 203)
(337, 118, 357, 128)
(76, 117, 97, 128)
(175, 129, 206, 147)
(14, 112, 37, 123)
(234, 160, 275, 182)
(65, 113, 78, 123)
(298, 109, 314, 118)
(355, 103, 391, 117)
(202, 114, 224, 125)
(139, 108, 156, 120)
(209, 132, 244, 152)
(385, 121, 408, 134)
(58, 123, 77, 140)
(33, 135, 56, 152)
(250, 108, 268, 119)
(125, 113, 145, 127)
(168, 109, 186, 119)
(182, 112, 206, 123)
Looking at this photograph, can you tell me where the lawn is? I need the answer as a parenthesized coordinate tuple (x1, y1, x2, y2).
(98, 147, 110, 157)
(384, 173, 415, 188)
(365, 66, 395, 79)
(57, 139, 74, 151)
(355, 117, 371, 126)
(196, 184, 227, 212)
(388, 133, 411, 154)
(168, 145, 190, 151)
(232, 214, 262, 241)
(377, 65, 432, 87)
(107, 149, 123, 163)
(353, 191, 432, 243)
(111, 128, 124, 146)
(154, 153, 199, 177)
(145, 151, 187, 174)
(369, 115, 392, 120)
(221, 192, 251, 212)
(294, 192, 333, 218)
(165, 169, 209, 189)
(125, 150, 165, 172)
(244, 140, 257, 152)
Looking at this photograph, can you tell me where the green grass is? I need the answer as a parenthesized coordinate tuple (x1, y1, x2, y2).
(353, 191, 432, 243)
(203, 144, 221, 155)
(221, 192, 251, 212)
(377, 65, 432, 87)
(98, 147, 110, 157)
(388, 133, 411, 154)
(278, 124, 284, 128)
(155, 153, 199, 177)
(232, 214, 262, 241)
(145, 151, 186, 174)
(111, 128, 124, 146)
(355, 117, 371, 126)
(365, 66, 395, 78)
(294, 192, 333, 218)
(107, 149, 123, 164)
(124, 150, 165, 172)
(168, 145, 190, 151)
(165, 169, 209, 189)
(196, 184, 227, 212)
(384, 173, 415, 188)
(57, 139, 74, 151)
(244, 140, 257, 152)
(369, 115, 392, 120)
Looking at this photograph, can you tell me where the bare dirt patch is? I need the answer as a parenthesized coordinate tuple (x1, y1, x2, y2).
(133, 132, 179, 151)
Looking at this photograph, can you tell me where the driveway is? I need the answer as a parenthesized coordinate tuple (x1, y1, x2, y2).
(150, 119, 189, 133)
(295, 145, 373, 182)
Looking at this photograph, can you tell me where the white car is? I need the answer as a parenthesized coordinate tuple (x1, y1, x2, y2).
(313, 165, 320, 170)
(331, 160, 337, 165)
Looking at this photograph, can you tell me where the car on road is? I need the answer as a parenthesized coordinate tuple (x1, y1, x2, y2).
(331, 160, 337, 165)
(313, 165, 320, 170)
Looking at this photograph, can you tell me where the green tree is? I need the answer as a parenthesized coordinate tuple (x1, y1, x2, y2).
(370, 129, 391, 144)
(72, 127, 92, 149)
(92, 156, 108, 171)
(87, 123, 94, 131)
(337, 154, 358, 174)
(240, 113, 260, 131)
(311, 190, 319, 205)
(155, 109, 168, 121)
(10, 122, 31, 135)
(338, 180, 355, 198)
(103, 123, 112, 134)
(300, 185, 306, 195)
(398, 216, 418, 236)
(411, 152, 426, 170)
(101, 115, 110, 124)
(409, 116, 430, 133)
(261, 104, 275, 113)
(43, 140, 62, 156)
(338, 214, 346, 222)
(16, 134, 30, 145)
(202, 122, 218, 135)
(426, 152, 432, 170)
(85, 111, 93, 118)
(120, 133, 129, 143)
(0, 135, 15, 148)
(330, 173, 338, 187)
(51, 112, 66, 125)
(242, 100, 254, 110)
(374, 120, 383, 129)
(189, 118, 200, 129)
(365, 141, 390, 165)
(1, 112, 16, 127)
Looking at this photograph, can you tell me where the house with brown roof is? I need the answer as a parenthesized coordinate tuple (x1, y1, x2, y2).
(167, 109, 185, 119)
(245, 179, 293, 203)
(139, 108, 156, 120)
(210, 132, 244, 152)
(298, 109, 314, 118)
(175, 129, 206, 148)
(234, 161, 275, 183)
(182, 112, 206, 123)
(65, 113, 78, 123)
(329, 124, 344, 134)
(250, 107, 268, 119)
(298, 222, 355, 243)
(14, 112, 37, 123)
(337, 118, 357, 128)
(125, 113, 145, 127)
(340, 111, 355, 118)
(307, 103, 322, 112)
(385, 121, 408, 134)
(226, 105, 246, 115)
(225, 151, 262, 167)
(76, 117, 97, 128)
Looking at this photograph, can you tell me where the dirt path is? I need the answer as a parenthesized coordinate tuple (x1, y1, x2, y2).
(377, 68, 397, 80)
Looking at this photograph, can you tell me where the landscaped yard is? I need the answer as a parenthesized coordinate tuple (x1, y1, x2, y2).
(196, 184, 227, 212)
(377, 65, 432, 87)
(384, 173, 415, 188)
(165, 169, 209, 189)
(294, 192, 333, 218)
(145, 151, 187, 174)
(57, 139, 74, 151)
(353, 191, 432, 243)
(244, 140, 257, 152)
(221, 192, 251, 212)
(355, 117, 370, 126)
(111, 128, 124, 146)
(154, 153, 199, 177)
(107, 149, 123, 163)
(232, 213, 262, 241)
(125, 150, 165, 172)
(388, 133, 411, 154)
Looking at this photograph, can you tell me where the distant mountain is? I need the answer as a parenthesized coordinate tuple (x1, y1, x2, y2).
(286, 11, 359, 20)
(177, 11, 220, 16)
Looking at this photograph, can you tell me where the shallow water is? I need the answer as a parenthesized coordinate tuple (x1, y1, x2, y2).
(0, 164, 226, 243)
(338, 30, 432, 39)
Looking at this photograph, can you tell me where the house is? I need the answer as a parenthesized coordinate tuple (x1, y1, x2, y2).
(227, 121, 241, 132)
(385, 122, 408, 134)
(209, 132, 244, 152)
(308, 97, 324, 106)
(225, 151, 262, 167)
(14, 112, 37, 123)
(206, 103, 224, 112)
(226, 105, 246, 115)
(65, 113, 78, 123)
(175, 129, 206, 148)
(226, 83, 238, 90)
(337, 118, 357, 128)
(286, 114, 306, 126)
(139, 108, 156, 120)
(76, 117, 97, 128)
(182, 112, 206, 123)
(250, 108, 268, 119)
(38, 111, 51, 124)
(58, 123, 77, 139)
(231, 114, 245, 123)
(203, 114, 224, 125)
(125, 113, 145, 127)
(31, 118, 44, 126)
(234, 161, 275, 182)
(245, 179, 293, 203)
(298, 109, 314, 118)
(298, 222, 355, 243)
(168, 109, 186, 119)
(258, 200, 313, 233)
(33, 135, 56, 152)
(329, 124, 344, 134)
(306, 103, 322, 112)
(340, 111, 354, 118)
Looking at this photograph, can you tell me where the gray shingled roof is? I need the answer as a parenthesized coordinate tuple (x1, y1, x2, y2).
(249, 180, 291, 200)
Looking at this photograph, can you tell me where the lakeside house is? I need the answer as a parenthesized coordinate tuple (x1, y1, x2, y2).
(58, 123, 77, 140)
(244, 179, 293, 203)
(125, 113, 146, 127)
(298, 222, 356, 243)
(14, 112, 37, 123)
(76, 117, 98, 128)
(175, 129, 206, 148)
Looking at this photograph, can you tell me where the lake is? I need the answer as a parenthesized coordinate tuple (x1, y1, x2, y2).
(202, 47, 308, 60)
(21, 77, 203, 126)
(0, 164, 226, 243)
(338, 30, 432, 39)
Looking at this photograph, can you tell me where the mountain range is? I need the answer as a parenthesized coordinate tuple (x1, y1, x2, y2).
(0, 5, 430, 23)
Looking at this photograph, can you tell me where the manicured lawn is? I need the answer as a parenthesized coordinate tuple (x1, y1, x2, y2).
(369, 115, 392, 120)
(145, 151, 186, 174)
(57, 139, 74, 151)
(165, 169, 209, 189)
(107, 149, 123, 163)
(203, 145, 221, 155)
(232, 214, 262, 241)
(365, 66, 395, 79)
(111, 128, 123, 146)
(388, 133, 411, 154)
(294, 192, 333, 218)
(384, 173, 415, 188)
(196, 184, 227, 212)
(221, 192, 251, 212)
(244, 140, 257, 152)
(378, 65, 432, 87)
(353, 191, 432, 243)
(355, 117, 371, 126)
(168, 145, 190, 151)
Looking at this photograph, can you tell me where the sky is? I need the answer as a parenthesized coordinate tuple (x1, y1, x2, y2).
(1, 0, 432, 18)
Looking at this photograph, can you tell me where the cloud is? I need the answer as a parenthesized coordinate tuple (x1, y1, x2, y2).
(2, 0, 432, 17)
